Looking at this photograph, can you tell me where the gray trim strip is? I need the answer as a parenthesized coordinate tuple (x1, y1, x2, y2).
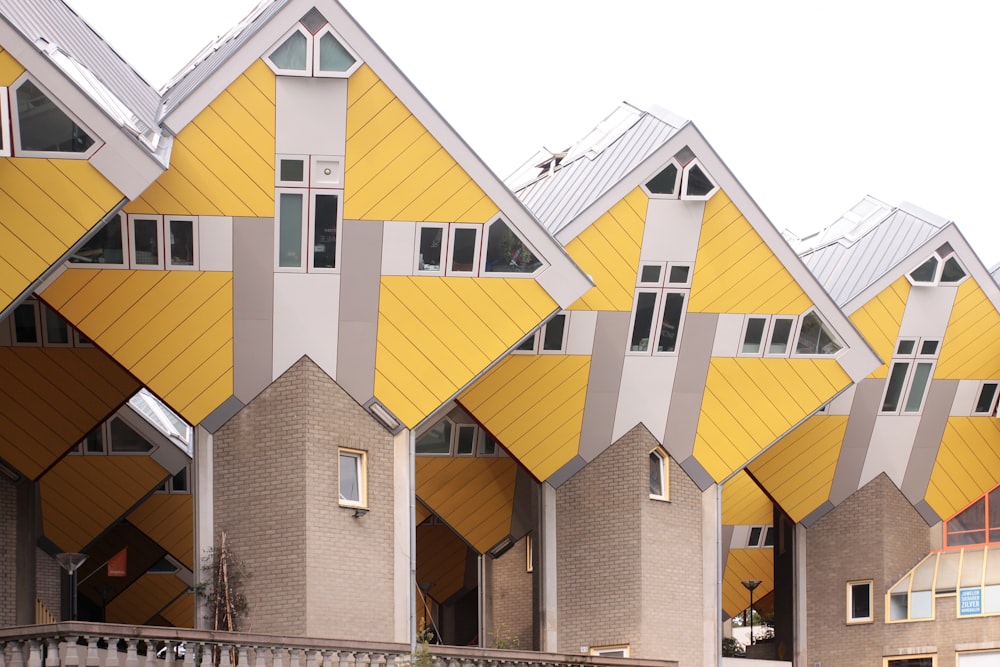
(577, 312, 630, 461)
(828, 379, 883, 505)
(336, 219, 382, 404)
(200, 395, 245, 433)
(902, 380, 958, 506)
(545, 455, 586, 488)
(233, 217, 274, 404)
(664, 312, 717, 463)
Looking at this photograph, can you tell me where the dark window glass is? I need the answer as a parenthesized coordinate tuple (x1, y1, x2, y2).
(668, 265, 690, 284)
(886, 659, 933, 667)
(418, 227, 443, 271)
(312, 193, 338, 269)
(484, 220, 540, 273)
(542, 315, 566, 351)
(684, 164, 714, 197)
(171, 466, 189, 492)
(279, 159, 304, 182)
(109, 418, 153, 453)
(950, 497, 986, 533)
(796, 312, 842, 355)
(450, 227, 477, 272)
(763, 526, 775, 547)
(132, 218, 159, 265)
(83, 428, 104, 453)
(975, 383, 998, 414)
(416, 421, 451, 454)
(516, 334, 536, 351)
(850, 583, 871, 619)
(479, 431, 498, 456)
(909, 256, 938, 283)
(882, 362, 910, 412)
(742, 317, 766, 354)
(897, 339, 916, 355)
(990, 488, 1000, 530)
(640, 264, 661, 284)
(16, 80, 94, 153)
(169, 219, 194, 266)
(920, 340, 939, 355)
(455, 426, 476, 455)
(13, 304, 37, 343)
(941, 256, 966, 283)
(768, 318, 793, 355)
(629, 292, 657, 352)
(43, 307, 70, 344)
(748, 527, 762, 546)
(70, 217, 124, 264)
(657, 293, 685, 353)
(649, 452, 663, 496)
(646, 163, 678, 195)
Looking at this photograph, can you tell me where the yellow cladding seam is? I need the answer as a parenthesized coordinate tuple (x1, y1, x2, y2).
(125, 61, 275, 216)
(0, 159, 121, 307)
(105, 572, 188, 625)
(0, 347, 140, 480)
(460, 355, 590, 482)
(848, 276, 909, 379)
(42, 270, 234, 425)
(564, 187, 647, 311)
(722, 548, 774, 619)
(160, 591, 195, 628)
(694, 358, 850, 482)
(40, 454, 167, 552)
(689, 190, 813, 315)
(925, 417, 1000, 520)
(416, 457, 518, 553)
(749, 415, 849, 523)
(374, 276, 556, 427)
(936, 278, 1000, 379)
(721, 471, 773, 526)
(128, 494, 194, 569)
(0, 46, 26, 84)
(417, 523, 469, 603)
(344, 65, 497, 223)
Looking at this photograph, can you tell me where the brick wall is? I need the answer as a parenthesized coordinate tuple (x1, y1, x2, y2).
(0, 475, 15, 626)
(488, 534, 534, 650)
(804, 473, 1000, 667)
(556, 425, 704, 665)
(35, 548, 61, 620)
(215, 356, 395, 639)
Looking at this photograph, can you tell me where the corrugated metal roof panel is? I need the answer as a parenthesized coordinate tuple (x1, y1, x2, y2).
(513, 106, 685, 235)
(0, 0, 161, 134)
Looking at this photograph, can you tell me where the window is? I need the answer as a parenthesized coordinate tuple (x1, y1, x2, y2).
(513, 313, 569, 354)
(265, 23, 360, 78)
(11, 301, 40, 345)
(483, 218, 541, 275)
(0, 87, 10, 157)
(108, 417, 155, 454)
(649, 449, 668, 501)
(416, 224, 446, 274)
(908, 245, 967, 286)
(42, 306, 71, 346)
(274, 154, 342, 272)
(628, 289, 688, 355)
(339, 449, 366, 507)
(643, 160, 681, 196)
(69, 214, 127, 266)
(166, 217, 197, 270)
(415, 223, 481, 276)
(884, 658, 934, 667)
(745, 525, 774, 548)
(415, 418, 505, 457)
(11, 76, 98, 158)
(129, 215, 163, 269)
(589, 646, 629, 658)
(740, 315, 798, 357)
(69, 214, 200, 270)
(315, 26, 358, 74)
(681, 160, 718, 200)
(636, 262, 692, 288)
(416, 419, 452, 455)
(794, 311, 843, 355)
(973, 382, 1000, 416)
(641, 157, 717, 201)
(847, 580, 873, 623)
(155, 466, 190, 494)
(880, 338, 940, 414)
(945, 484, 1000, 547)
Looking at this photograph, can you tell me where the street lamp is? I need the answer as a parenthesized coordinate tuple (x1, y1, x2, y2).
(741, 579, 762, 646)
(55, 553, 88, 620)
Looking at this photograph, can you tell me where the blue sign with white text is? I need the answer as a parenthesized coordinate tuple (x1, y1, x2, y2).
(960, 587, 982, 616)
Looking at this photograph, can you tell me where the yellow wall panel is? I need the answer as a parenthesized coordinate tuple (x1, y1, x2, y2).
(125, 61, 275, 216)
(926, 417, 1000, 519)
(106, 573, 188, 625)
(160, 591, 195, 628)
(690, 190, 812, 315)
(460, 355, 590, 482)
(375, 276, 555, 427)
(722, 548, 774, 620)
(694, 358, 849, 482)
(0, 47, 25, 84)
(564, 188, 647, 311)
(416, 457, 518, 553)
(416, 523, 468, 604)
(129, 494, 194, 569)
(936, 279, 1000, 380)
(344, 66, 497, 223)
(749, 415, 848, 522)
(848, 276, 909, 379)
(722, 471, 773, 526)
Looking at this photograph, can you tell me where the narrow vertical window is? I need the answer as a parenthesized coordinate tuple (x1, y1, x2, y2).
(629, 292, 658, 352)
(882, 362, 910, 413)
(903, 362, 934, 413)
(167, 218, 196, 269)
(311, 192, 338, 270)
(130, 217, 162, 268)
(767, 318, 794, 355)
(847, 580, 873, 623)
(455, 425, 477, 456)
(542, 314, 567, 352)
(974, 382, 999, 415)
(416, 225, 445, 273)
(42, 306, 70, 346)
(649, 449, 668, 500)
(12, 302, 39, 345)
(449, 226, 479, 274)
(277, 192, 305, 268)
(657, 292, 685, 353)
(338, 449, 366, 507)
(742, 317, 767, 355)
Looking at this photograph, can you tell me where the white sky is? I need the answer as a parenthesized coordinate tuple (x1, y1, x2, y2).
(69, 0, 1000, 266)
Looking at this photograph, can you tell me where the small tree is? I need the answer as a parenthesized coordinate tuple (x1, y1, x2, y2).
(201, 531, 250, 632)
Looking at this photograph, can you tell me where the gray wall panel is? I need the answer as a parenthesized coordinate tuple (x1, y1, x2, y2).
(233, 217, 274, 403)
(275, 77, 348, 156)
(577, 312, 630, 461)
(902, 380, 958, 504)
(828, 379, 883, 504)
(336, 219, 383, 403)
(664, 312, 717, 462)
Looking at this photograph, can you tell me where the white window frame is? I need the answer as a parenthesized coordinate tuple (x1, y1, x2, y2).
(664, 262, 693, 287)
(415, 222, 448, 275)
(680, 159, 718, 201)
(445, 224, 482, 276)
(880, 338, 940, 415)
(276, 154, 309, 187)
(10, 301, 41, 347)
(589, 646, 630, 658)
(307, 189, 342, 273)
(479, 217, 545, 278)
(512, 331, 538, 354)
(313, 25, 362, 78)
(40, 304, 72, 347)
(416, 417, 455, 456)
(9, 74, 101, 159)
(652, 290, 688, 356)
(165, 216, 199, 271)
(275, 188, 308, 272)
(739, 315, 770, 357)
(67, 213, 128, 269)
(128, 214, 164, 270)
(637, 262, 666, 287)
(627, 289, 661, 355)
(641, 158, 682, 199)
(649, 448, 669, 501)
(264, 25, 314, 77)
(791, 309, 844, 358)
(847, 580, 874, 624)
(973, 381, 1000, 416)
(765, 316, 797, 357)
(539, 312, 569, 354)
(338, 448, 367, 508)
(907, 248, 968, 287)
(0, 87, 10, 157)
(454, 424, 478, 456)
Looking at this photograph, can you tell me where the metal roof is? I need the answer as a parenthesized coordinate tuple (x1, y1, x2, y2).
(510, 104, 686, 235)
(795, 198, 948, 306)
(0, 0, 162, 143)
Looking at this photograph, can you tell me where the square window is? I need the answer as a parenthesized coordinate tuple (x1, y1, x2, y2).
(416, 224, 447, 274)
(847, 580, 873, 623)
(667, 263, 691, 286)
(339, 449, 366, 507)
(128, 215, 164, 269)
(447, 225, 481, 275)
(639, 263, 663, 285)
(166, 217, 198, 270)
(277, 157, 306, 185)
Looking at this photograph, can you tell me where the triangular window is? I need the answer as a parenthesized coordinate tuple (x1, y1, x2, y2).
(268, 29, 310, 72)
(794, 312, 842, 355)
(265, 24, 361, 77)
(644, 161, 680, 196)
(681, 160, 717, 200)
(907, 249, 968, 286)
(484, 219, 541, 274)
(909, 256, 938, 284)
(317, 30, 357, 73)
(941, 256, 967, 283)
(13, 78, 96, 156)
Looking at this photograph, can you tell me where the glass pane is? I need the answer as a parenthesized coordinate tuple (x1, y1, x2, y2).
(850, 583, 871, 619)
(684, 164, 714, 197)
(16, 80, 94, 153)
(44, 307, 69, 344)
(882, 362, 910, 412)
(83, 428, 103, 453)
(416, 421, 451, 454)
(742, 317, 766, 354)
(312, 193, 338, 269)
(646, 163, 678, 194)
(169, 219, 194, 266)
(133, 218, 159, 265)
(950, 497, 986, 532)
(318, 32, 356, 72)
(657, 292, 685, 353)
(919, 340, 938, 355)
(13, 304, 37, 343)
(768, 318, 793, 355)
(269, 31, 308, 70)
(668, 265, 690, 284)
(640, 264, 661, 284)
(903, 362, 933, 412)
(479, 431, 498, 456)
(172, 466, 188, 492)
(456, 426, 476, 455)
(339, 453, 360, 503)
(278, 192, 304, 267)
(763, 526, 774, 547)
(990, 487, 1000, 530)
(910, 590, 932, 619)
(985, 585, 1000, 613)
(941, 256, 966, 282)
(109, 418, 153, 453)
(649, 452, 663, 496)
(889, 591, 908, 621)
(484, 219, 540, 273)
(279, 158, 304, 182)
(542, 314, 566, 351)
(748, 526, 762, 546)
(897, 339, 916, 355)
(70, 218, 123, 264)
(418, 227, 443, 271)
(450, 227, 477, 272)
(516, 334, 536, 351)
(909, 256, 938, 283)
(629, 292, 657, 352)
(976, 384, 998, 414)
(796, 312, 842, 354)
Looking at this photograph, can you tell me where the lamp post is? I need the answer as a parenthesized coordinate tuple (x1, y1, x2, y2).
(741, 579, 762, 647)
(55, 553, 88, 620)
